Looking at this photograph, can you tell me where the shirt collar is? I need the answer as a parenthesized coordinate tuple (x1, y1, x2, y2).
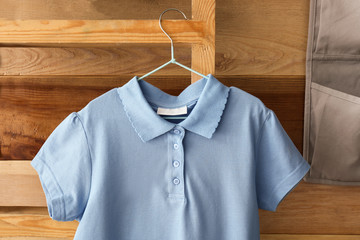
(117, 73, 230, 142)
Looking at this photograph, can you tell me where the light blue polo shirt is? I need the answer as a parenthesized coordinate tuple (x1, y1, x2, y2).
(31, 73, 310, 240)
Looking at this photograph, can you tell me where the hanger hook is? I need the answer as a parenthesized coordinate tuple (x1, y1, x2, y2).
(159, 8, 189, 61)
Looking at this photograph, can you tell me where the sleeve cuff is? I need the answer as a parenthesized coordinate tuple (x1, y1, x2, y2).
(31, 156, 67, 221)
(266, 159, 310, 212)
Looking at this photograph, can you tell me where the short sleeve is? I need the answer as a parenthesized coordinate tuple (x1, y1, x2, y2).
(255, 109, 310, 212)
(31, 112, 92, 222)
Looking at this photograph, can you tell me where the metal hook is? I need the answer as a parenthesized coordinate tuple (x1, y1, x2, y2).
(159, 8, 189, 62)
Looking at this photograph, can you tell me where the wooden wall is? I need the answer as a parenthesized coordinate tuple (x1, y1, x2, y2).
(1, 0, 360, 239)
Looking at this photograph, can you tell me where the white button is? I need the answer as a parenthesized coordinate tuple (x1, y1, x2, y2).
(173, 143, 179, 149)
(173, 160, 180, 168)
(173, 177, 180, 185)
(173, 129, 180, 134)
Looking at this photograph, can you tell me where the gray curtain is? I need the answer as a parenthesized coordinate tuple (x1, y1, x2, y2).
(303, 0, 360, 185)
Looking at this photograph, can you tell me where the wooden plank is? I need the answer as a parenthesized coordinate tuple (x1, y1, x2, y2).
(0, 75, 303, 160)
(259, 182, 360, 234)
(0, 238, 70, 240)
(0, 0, 190, 20)
(0, 19, 206, 46)
(260, 235, 360, 240)
(0, 0, 311, 76)
(216, 0, 309, 76)
(0, 46, 191, 75)
(0, 185, 360, 235)
(0, 0, 311, 75)
(0, 161, 46, 206)
(2, 162, 360, 234)
(191, 0, 216, 82)
(1, 206, 360, 239)
(0, 207, 76, 238)
(0, 75, 191, 160)
(0, 0, 311, 73)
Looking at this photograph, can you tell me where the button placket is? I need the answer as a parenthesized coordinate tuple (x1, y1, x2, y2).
(168, 126, 185, 199)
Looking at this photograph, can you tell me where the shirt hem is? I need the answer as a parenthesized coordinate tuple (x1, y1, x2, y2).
(30, 156, 67, 221)
(266, 159, 310, 212)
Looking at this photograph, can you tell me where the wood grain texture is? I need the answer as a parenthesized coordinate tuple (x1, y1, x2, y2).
(261, 235, 360, 240)
(0, 0, 190, 20)
(0, 75, 191, 160)
(260, 182, 360, 234)
(191, 0, 216, 82)
(0, 238, 70, 240)
(3, 163, 360, 235)
(0, 0, 311, 75)
(0, 207, 76, 238)
(215, 0, 309, 76)
(0, 201, 360, 237)
(0, 161, 47, 206)
(2, 162, 360, 234)
(0, 75, 302, 160)
(0, 46, 192, 75)
(0, 0, 310, 75)
(0, 19, 207, 46)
